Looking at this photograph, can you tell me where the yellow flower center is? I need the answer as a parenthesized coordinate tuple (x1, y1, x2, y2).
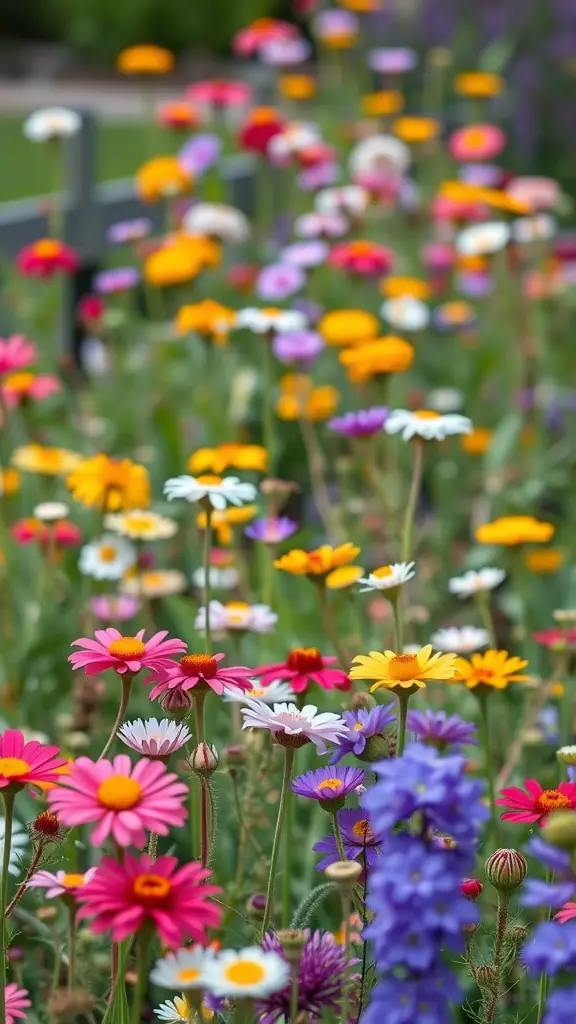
(349, 241, 375, 256)
(536, 789, 572, 814)
(0, 757, 30, 778)
(353, 722, 364, 732)
(248, 687, 266, 698)
(177, 968, 202, 984)
(223, 960, 266, 986)
(225, 601, 251, 624)
(62, 873, 86, 888)
(413, 410, 441, 420)
(124, 514, 155, 531)
(132, 873, 172, 906)
(99, 544, 119, 562)
(97, 775, 143, 810)
(287, 647, 323, 672)
(462, 128, 488, 148)
(107, 637, 146, 659)
(317, 778, 344, 792)
(180, 654, 218, 678)
(352, 819, 374, 841)
(388, 654, 420, 681)
(373, 565, 393, 578)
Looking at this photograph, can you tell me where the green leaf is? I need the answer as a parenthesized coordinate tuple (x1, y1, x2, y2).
(483, 411, 523, 475)
(479, 34, 516, 73)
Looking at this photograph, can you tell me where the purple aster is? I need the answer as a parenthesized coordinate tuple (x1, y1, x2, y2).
(406, 709, 478, 751)
(259, 929, 357, 1023)
(368, 47, 417, 74)
(327, 406, 389, 438)
(292, 764, 364, 807)
(292, 298, 324, 325)
(178, 133, 221, 176)
(256, 262, 305, 301)
(313, 807, 383, 870)
(458, 162, 505, 188)
(455, 271, 494, 298)
(298, 162, 339, 191)
(260, 38, 312, 67)
(330, 705, 396, 764)
(280, 240, 329, 268)
(522, 920, 576, 976)
(244, 516, 298, 544)
(106, 218, 152, 244)
(543, 987, 576, 1024)
(273, 330, 324, 366)
(314, 9, 358, 38)
(93, 267, 140, 294)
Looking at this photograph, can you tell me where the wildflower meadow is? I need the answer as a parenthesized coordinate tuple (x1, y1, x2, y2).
(1, 9, 576, 1024)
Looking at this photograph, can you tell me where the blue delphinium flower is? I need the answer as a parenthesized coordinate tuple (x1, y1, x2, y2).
(522, 920, 576, 975)
(406, 708, 477, 751)
(330, 705, 395, 764)
(543, 986, 576, 1023)
(361, 743, 488, 1024)
(522, 838, 575, 909)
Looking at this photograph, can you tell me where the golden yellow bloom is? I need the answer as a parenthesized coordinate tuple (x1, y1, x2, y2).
(319, 310, 379, 347)
(453, 650, 529, 692)
(461, 427, 493, 455)
(550, 682, 565, 699)
(438, 180, 487, 204)
(476, 187, 530, 216)
(196, 505, 257, 546)
(338, 0, 380, 9)
(136, 157, 193, 204)
(278, 74, 317, 100)
(325, 565, 364, 589)
(362, 91, 403, 117)
(350, 645, 458, 694)
(189, 444, 268, 475)
(12, 444, 81, 476)
(175, 299, 236, 343)
(379, 276, 431, 300)
(116, 45, 174, 75)
(274, 543, 360, 577)
(172, 234, 221, 270)
(475, 515, 555, 546)
(393, 116, 439, 143)
(454, 71, 504, 97)
(0, 468, 20, 496)
(276, 374, 339, 422)
(525, 549, 565, 574)
(145, 236, 221, 288)
(339, 336, 415, 383)
(456, 255, 488, 273)
(67, 454, 150, 512)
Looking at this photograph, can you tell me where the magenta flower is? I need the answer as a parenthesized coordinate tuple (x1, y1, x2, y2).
(328, 406, 389, 438)
(76, 852, 221, 947)
(280, 241, 328, 268)
(0, 730, 67, 792)
(256, 263, 306, 301)
(93, 267, 140, 293)
(368, 47, 417, 74)
(26, 868, 97, 899)
(88, 595, 140, 622)
(149, 651, 252, 700)
(253, 648, 350, 694)
(496, 779, 576, 827)
(48, 753, 188, 847)
(0, 336, 37, 377)
(273, 331, 324, 366)
(292, 765, 365, 806)
(69, 628, 186, 677)
(245, 517, 299, 544)
(5, 984, 30, 1024)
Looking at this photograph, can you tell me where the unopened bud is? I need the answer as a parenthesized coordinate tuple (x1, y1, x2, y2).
(189, 742, 219, 775)
(542, 810, 576, 850)
(461, 878, 483, 900)
(357, 733, 390, 763)
(350, 692, 375, 712)
(246, 893, 267, 918)
(324, 860, 363, 887)
(225, 744, 245, 767)
(557, 745, 576, 765)
(276, 929, 307, 965)
(160, 688, 193, 718)
(506, 924, 528, 944)
(485, 849, 528, 891)
(476, 965, 497, 992)
(48, 988, 95, 1021)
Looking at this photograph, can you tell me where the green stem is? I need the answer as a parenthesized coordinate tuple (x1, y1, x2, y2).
(316, 584, 349, 671)
(331, 811, 347, 861)
(391, 596, 403, 652)
(477, 692, 501, 845)
(395, 692, 410, 756)
(203, 506, 213, 654)
(262, 747, 296, 936)
(99, 675, 132, 759)
(261, 335, 276, 477)
(401, 438, 424, 562)
(131, 931, 151, 1024)
(67, 905, 77, 990)
(282, 786, 293, 927)
(475, 591, 497, 649)
(0, 791, 15, 1024)
(193, 691, 209, 868)
(289, 968, 300, 1024)
(146, 832, 158, 861)
(234, 998, 254, 1024)
(339, 884, 353, 1024)
(485, 892, 510, 1023)
(536, 969, 548, 1024)
(4, 841, 44, 918)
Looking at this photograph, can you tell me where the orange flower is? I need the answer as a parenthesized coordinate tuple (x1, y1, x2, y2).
(475, 516, 555, 546)
(380, 276, 431, 300)
(525, 549, 565, 574)
(274, 543, 360, 577)
(461, 427, 493, 455)
(278, 75, 317, 101)
(339, 336, 415, 383)
(188, 444, 268, 475)
(453, 650, 529, 692)
(319, 310, 379, 347)
(454, 71, 504, 97)
(67, 454, 150, 511)
(175, 299, 236, 343)
(393, 116, 439, 143)
(116, 45, 174, 75)
(136, 156, 193, 203)
(0, 468, 20, 496)
(362, 91, 404, 117)
(157, 101, 201, 130)
(276, 374, 340, 422)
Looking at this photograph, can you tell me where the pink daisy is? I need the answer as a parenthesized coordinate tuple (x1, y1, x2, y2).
(496, 779, 576, 827)
(252, 648, 350, 694)
(69, 628, 186, 677)
(76, 852, 221, 947)
(0, 336, 37, 377)
(47, 754, 188, 847)
(26, 867, 97, 899)
(5, 984, 30, 1024)
(555, 902, 576, 924)
(148, 651, 252, 700)
(0, 730, 67, 792)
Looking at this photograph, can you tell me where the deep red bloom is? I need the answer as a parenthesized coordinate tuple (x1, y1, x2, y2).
(77, 294, 105, 326)
(461, 878, 483, 899)
(496, 779, 576, 826)
(328, 240, 394, 277)
(17, 239, 79, 278)
(238, 107, 285, 155)
(253, 648, 351, 694)
(534, 628, 576, 650)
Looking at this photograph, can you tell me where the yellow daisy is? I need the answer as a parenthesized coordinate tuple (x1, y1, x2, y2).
(350, 645, 458, 694)
(453, 650, 530, 692)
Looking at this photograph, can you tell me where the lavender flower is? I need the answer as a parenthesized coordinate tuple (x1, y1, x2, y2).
(280, 240, 329, 268)
(522, 838, 575, 909)
(368, 47, 417, 74)
(260, 38, 311, 67)
(273, 330, 324, 366)
(245, 517, 298, 544)
(107, 218, 152, 244)
(256, 263, 305, 301)
(292, 764, 365, 807)
(313, 807, 383, 869)
(542, 987, 576, 1023)
(330, 705, 396, 764)
(178, 133, 221, 176)
(328, 407, 389, 438)
(93, 267, 140, 294)
(522, 920, 576, 975)
(259, 929, 357, 1022)
(406, 709, 478, 751)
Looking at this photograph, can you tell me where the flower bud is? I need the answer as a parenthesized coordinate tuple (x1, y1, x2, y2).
(476, 965, 497, 993)
(28, 810, 66, 845)
(276, 929, 307, 965)
(160, 688, 193, 718)
(324, 860, 363, 887)
(357, 733, 390, 763)
(557, 745, 576, 766)
(189, 742, 219, 776)
(542, 810, 576, 850)
(485, 849, 527, 891)
(246, 893, 267, 918)
(225, 744, 245, 767)
(461, 878, 483, 900)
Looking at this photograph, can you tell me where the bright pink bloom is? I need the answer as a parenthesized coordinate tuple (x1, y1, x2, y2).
(5, 984, 30, 1024)
(69, 628, 186, 677)
(76, 852, 221, 947)
(2, 372, 61, 407)
(253, 648, 351, 694)
(77, 294, 105, 326)
(185, 79, 252, 110)
(0, 336, 37, 376)
(48, 754, 188, 847)
(149, 651, 252, 700)
(88, 595, 140, 622)
(0, 730, 67, 792)
(555, 902, 576, 924)
(430, 195, 488, 223)
(11, 518, 81, 548)
(448, 124, 505, 162)
(496, 779, 576, 826)
(328, 240, 394, 277)
(233, 19, 298, 57)
(27, 867, 97, 899)
(533, 627, 576, 650)
(17, 239, 79, 278)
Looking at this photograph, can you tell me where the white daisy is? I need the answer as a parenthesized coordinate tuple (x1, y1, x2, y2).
(241, 700, 348, 754)
(358, 562, 415, 592)
(120, 570, 187, 598)
(0, 817, 28, 877)
(234, 308, 307, 334)
(381, 296, 430, 332)
(385, 409, 473, 441)
(449, 568, 506, 598)
(315, 184, 369, 218)
(151, 947, 214, 991)
(195, 601, 277, 634)
(154, 994, 193, 1023)
(105, 510, 178, 541)
(427, 388, 464, 413)
(203, 946, 290, 998)
(224, 679, 295, 704)
(512, 214, 556, 245)
(33, 501, 69, 522)
(192, 565, 240, 591)
(163, 474, 257, 511)
(182, 202, 250, 244)
(78, 534, 136, 581)
(349, 134, 411, 178)
(456, 221, 510, 256)
(118, 718, 191, 758)
(23, 106, 81, 142)
(430, 626, 489, 653)
(268, 121, 321, 164)
(295, 211, 349, 239)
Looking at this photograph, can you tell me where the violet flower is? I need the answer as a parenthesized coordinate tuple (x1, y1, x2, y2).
(273, 330, 324, 366)
(313, 807, 383, 869)
(327, 406, 389, 438)
(330, 705, 396, 763)
(244, 517, 298, 544)
(93, 267, 140, 294)
(256, 263, 306, 301)
(280, 240, 329, 268)
(178, 133, 222, 176)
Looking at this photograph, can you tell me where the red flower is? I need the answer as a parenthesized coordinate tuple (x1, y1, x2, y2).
(461, 878, 483, 899)
(328, 240, 394, 277)
(233, 18, 299, 58)
(496, 779, 576, 826)
(17, 239, 79, 278)
(77, 294, 105, 326)
(11, 517, 81, 548)
(534, 628, 576, 650)
(238, 107, 285, 155)
(253, 647, 351, 694)
(157, 102, 201, 131)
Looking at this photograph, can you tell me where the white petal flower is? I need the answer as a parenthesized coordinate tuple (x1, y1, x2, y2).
(118, 718, 191, 757)
(192, 566, 240, 591)
(381, 296, 430, 332)
(235, 308, 307, 334)
(105, 510, 178, 541)
(512, 214, 556, 245)
(182, 202, 250, 243)
(315, 185, 369, 217)
(385, 409, 473, 441)
(33, 501, 69, 522)
(151, 947, 214, 991)
(295, 211, 349, 238)
(0, 818, 28, 877)
(164, 474, 257, 511)
(349, 134, 410, 177)
(195, 600, 277, 634)
(120, 570, 187, 598)
(224, 679, 295, 704)
(241, 700, 348, 753)
(26, 867, 96, 898)
(358, 562, 415, 592)
(203, 946, 290, 998)
(23, 107, 81, 142)
(430, 626, 489, 653)
(449, 568, 506, 598)
(78, 534, 136, 581)
(456, 221, 510, 256)
(154, 995, 192, 1023)
(268, 122, 321, 163)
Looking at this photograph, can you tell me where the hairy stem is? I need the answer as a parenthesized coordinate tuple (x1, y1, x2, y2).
(0, 792, 15, 1024)
(401, 438, 424, 563)
(99, 675, 132, 760)
(262, 747, 295, 936)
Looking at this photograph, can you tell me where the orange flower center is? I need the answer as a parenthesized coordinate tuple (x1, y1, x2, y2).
(413, 410, 441, 420)
(462, 128, 488, 148)
(224, 960, 266, 986)
(180, 654, 218, 678)
(317, 778, 344, 792)
(99, 544, 119, 562)
(251, 107, 277, 125)
(388, 654, 420, 681)
(536, 789, 572, 814)
(349, 241, 375, 256)
(107, 637, 146, 659)
(225, 601, 251, 624)
(0, 757, 30, 778)
(352, 819, 375, 841)
(248, 687, 266, 698)
(6, 372, 35, 393)
(468, 667, 495, 685)
(287, 647, 323, 672)
(97, 775, 143, 810)
(35, 240, 61, 258)
(196, 474, 222, 486)
(62, 873, 86, 888)
(177, 968, 202, 984)
(132, 873, 172, 906)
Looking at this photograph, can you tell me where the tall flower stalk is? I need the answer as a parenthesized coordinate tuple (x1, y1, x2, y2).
(262, 747, 296, 936)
